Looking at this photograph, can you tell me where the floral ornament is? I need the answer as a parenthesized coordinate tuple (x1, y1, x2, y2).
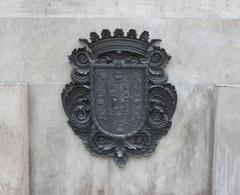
(68, 48, 91, 84)
(101, 29, 111, 39)
(139, 31, 150, 42)
(148, 46, 171, 69)
(89, 131, 118, 155)
(127, 29, 137, 39)
(124, 131, 152, 155)
(90, 32, 100, 42)
(114, 28, 124, 38)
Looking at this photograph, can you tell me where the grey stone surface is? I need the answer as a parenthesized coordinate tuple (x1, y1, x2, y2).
(0, 0, 240, 19)
(0, 83, 29, 195)
(0, 19, 239, 84)
(213, 85, 240, 195)
(0, 19, 25, 82)
(29, 84, 109, 195)
(29, 83, 214, 195)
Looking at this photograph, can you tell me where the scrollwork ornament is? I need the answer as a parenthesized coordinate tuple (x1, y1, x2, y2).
(62, 29, 177, 168)
(148, 46, 171, 69)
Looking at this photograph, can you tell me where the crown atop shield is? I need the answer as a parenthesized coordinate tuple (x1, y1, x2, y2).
(79, 29, 161, 56)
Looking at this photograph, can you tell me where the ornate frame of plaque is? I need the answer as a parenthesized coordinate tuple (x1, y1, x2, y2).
(62, 29, 177, 167)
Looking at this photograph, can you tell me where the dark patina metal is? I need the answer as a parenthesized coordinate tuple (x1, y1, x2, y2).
(61, 29, 177, 167)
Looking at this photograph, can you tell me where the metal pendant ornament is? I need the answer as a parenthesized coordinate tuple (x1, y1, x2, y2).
(61, 29, 177, 167)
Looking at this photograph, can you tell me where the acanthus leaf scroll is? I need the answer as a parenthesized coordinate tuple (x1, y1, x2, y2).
(61, 29, 177, 168)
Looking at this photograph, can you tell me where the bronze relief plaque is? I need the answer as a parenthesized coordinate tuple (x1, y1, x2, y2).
(62, 29, 177, 167)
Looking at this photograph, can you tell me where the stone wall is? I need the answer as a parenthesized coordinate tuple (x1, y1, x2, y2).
(0, 1, 239, 195)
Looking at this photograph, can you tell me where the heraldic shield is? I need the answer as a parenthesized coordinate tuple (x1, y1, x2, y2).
(92, 65, 147, 137)
(62, 29, 177, 167)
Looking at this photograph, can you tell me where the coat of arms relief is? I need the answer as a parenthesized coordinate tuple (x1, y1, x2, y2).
(62, 29, 177, 167)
